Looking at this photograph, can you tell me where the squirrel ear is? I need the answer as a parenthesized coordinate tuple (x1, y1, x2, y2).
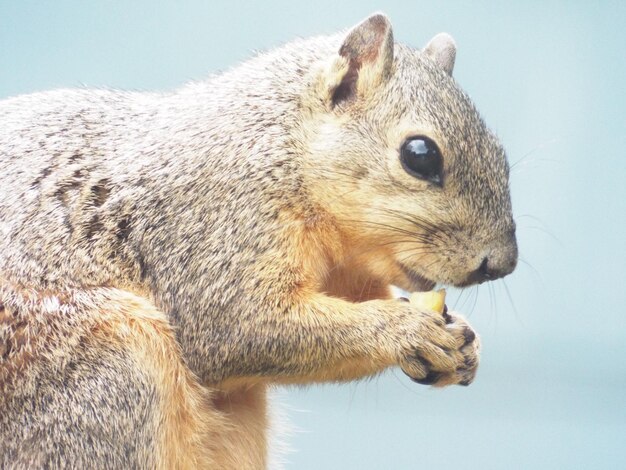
(331, 13, 394, 106)
(422, 33, 456, 76)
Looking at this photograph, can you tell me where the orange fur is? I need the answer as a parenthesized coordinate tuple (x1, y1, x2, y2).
(93, 293, 270, 470)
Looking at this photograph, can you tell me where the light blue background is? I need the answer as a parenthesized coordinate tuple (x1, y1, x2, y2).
(1, 1, 625, 469)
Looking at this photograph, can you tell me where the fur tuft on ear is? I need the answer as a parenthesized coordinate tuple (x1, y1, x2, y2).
(331, 13, 394, 106)
(422, 33, 456, 76)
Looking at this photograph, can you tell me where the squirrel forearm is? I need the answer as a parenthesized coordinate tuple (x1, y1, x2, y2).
(215, 295, 401, 385)
(213, 291, 476, 388)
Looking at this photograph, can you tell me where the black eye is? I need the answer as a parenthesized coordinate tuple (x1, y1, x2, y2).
(400, 136, 443, 186)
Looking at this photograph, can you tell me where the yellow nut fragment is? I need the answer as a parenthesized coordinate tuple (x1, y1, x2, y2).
(409, 289, 446, 313)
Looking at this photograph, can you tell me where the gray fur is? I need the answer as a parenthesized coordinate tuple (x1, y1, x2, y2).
(1, 338, 158, 469)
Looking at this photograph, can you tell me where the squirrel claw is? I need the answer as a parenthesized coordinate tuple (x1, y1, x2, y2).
(410, 371, 442, 385)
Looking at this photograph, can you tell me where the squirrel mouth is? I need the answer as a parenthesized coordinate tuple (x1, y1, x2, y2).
(397, 262, 436, 292)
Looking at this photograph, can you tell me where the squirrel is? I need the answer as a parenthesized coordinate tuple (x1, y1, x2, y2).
(0, 13, 517, 469)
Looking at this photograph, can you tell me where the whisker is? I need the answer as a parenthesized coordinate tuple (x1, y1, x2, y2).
(451, 287, 468, 312)
(391, 247, 439, 257)
(522, 225, 562, 245)
(390, 369, 426, 397)
(343, 219, 427, 239)
(418, 259, 440, 272)
(384, 208, 444, 233)
(516, 214, 545, 223)
(367, 207, 449, 244)
(469, 285, 479, 319)
(509, 138, 559, 171)
(510, 157, 558, 174)
(518, 256, 543, 285)
(395, 212, 449, 244)
(376, 238, 434, 249)
(501, 279, 523, 326)
(488, 282, 496, 322)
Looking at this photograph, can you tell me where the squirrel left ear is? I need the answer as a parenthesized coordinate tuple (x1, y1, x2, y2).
(330, 13, 394, 106)
(422, 33, 456, 76)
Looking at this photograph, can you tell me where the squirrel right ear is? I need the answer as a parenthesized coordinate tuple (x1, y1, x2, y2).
(327, 14, 394, 107)
(422, 33, 456, 76)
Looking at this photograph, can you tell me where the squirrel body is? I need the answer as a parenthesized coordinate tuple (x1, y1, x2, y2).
(0, 14, 517, 469)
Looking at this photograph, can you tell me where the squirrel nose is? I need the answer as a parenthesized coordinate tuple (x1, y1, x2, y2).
(467, 234, 518, 284)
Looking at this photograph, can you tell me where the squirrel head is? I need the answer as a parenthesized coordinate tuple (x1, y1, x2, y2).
(300, 13, 517, 290)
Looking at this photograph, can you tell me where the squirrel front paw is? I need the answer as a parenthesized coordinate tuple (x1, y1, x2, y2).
(391, 293, 480, 387)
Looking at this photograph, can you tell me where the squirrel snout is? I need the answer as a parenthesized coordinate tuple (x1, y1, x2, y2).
(466, 235, 518, 285)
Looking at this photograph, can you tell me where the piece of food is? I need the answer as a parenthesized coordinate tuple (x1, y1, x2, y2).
(409, 289, 446, 314)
